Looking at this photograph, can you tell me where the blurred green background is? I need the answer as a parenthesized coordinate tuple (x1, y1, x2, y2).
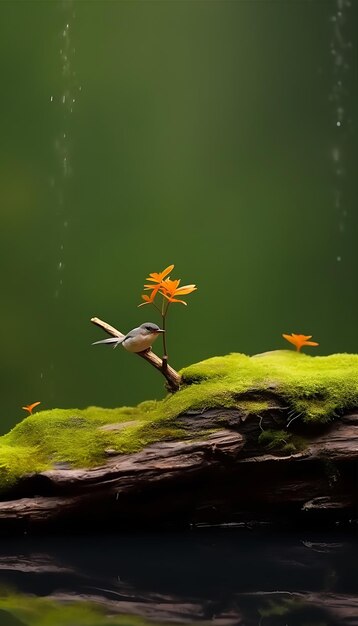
(0, 0, 357, 434)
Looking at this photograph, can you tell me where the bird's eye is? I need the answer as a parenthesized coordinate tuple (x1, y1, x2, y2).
(145, 326, 153, 331)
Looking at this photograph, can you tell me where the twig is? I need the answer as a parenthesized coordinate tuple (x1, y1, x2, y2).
(286, 413, 302, 429)
(91, 317, 181, 392)
(258, 414, 264, 431)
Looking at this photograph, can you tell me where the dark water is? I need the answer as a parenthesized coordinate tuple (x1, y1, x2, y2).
(0, 531, 357, 625)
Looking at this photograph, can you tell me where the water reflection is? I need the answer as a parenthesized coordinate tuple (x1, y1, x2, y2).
(0, 531, 357, 625)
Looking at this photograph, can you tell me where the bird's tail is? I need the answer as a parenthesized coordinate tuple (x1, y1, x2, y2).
(92, 337, 124, 349)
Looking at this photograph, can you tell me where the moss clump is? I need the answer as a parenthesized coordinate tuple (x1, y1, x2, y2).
(0, 350, 357, 490)
(235, 399, 271, 416)
(258, 429, 291, 450)
(181, 350, 358, 422)
(258, 429, 306, 454)
(0, 590, 166, 626)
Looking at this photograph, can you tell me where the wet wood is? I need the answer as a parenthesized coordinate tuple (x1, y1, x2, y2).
(0, 547, 357, 625)
(0, 405, 357, 531)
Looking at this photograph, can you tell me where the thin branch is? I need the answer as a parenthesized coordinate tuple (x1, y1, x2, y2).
(91, 317, 181, 392)
(286, 413, 302, 429)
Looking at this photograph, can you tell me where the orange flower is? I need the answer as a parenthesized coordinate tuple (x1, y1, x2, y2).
(139, 264, 175, 306)
(145, 264, 174, 284)
(139, 264, 197, 307)
(160, 278, 197, 305)
(282, 333, 319, 352)
(22, 401, 41, 415)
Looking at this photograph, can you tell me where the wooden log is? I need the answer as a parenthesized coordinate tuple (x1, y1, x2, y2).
(0, 407, 357, 532)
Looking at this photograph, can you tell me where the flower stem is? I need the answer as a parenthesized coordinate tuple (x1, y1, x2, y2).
(162, 314, 168, 357)
(161, 299, 170, 373)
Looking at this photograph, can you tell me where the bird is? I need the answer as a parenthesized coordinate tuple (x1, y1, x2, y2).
(92, 322, 165, 353)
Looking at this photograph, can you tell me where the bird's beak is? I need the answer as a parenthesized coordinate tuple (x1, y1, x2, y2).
(156, 329, 165, 333)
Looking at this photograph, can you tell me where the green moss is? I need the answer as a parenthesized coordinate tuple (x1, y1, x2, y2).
(0, 590, 171, 626)
(236, 399, 271, 415)
(258, 598, 304, 619)
(258, 429, 306, 454)
(181, 350, 358, 422)
(0, 444, 47, 488)
(0, 350, 357, 490)
(258, 429, 290, 450)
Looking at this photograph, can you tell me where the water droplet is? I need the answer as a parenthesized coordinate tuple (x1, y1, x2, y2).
(40, 372, 44, 379)
(58, 261, 63, 270)
(50, 95, 54, 102)
(337, 256, 342, 262)
(336, 121, 341, 126)
(332, 147, 340, 161)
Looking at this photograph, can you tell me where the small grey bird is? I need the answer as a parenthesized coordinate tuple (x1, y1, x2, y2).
(92, 322, 165, 353)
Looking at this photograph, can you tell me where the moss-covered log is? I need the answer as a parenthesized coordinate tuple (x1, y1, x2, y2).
(0, 351, 358, 531)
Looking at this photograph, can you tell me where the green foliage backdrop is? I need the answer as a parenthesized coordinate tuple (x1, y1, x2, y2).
(0, 0, 357, 433)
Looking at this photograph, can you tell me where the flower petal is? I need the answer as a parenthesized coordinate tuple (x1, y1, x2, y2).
(162, 293, 187, 305)
(174, 285, 197, 295)
(282, 333, 298, 345)
(145, 264, 175, 284)
(160, 278, 180, 295)
(160, 264, 175, 279)
(22, 401, 41, 414)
